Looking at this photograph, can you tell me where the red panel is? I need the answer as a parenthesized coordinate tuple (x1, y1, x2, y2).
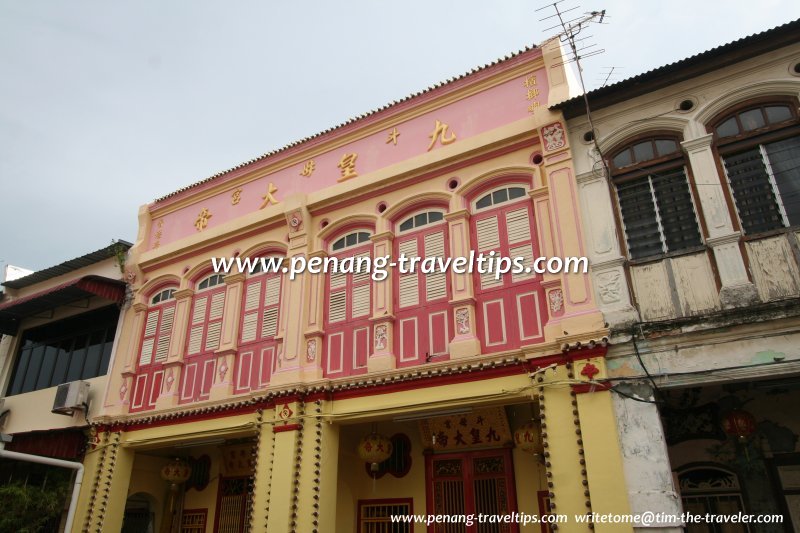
(353, 327, 369, 369)
(400, 318, 418, 363)
(259, 346, 274, 387)
(327, 332, 343, 374)
(130, 374, 148, 411)
(181, 363, 197, 401)
(236, 351, 253, 392)
(483, 299, 506, 346)
(517, 292, 542, 341)
(200, 358, 215, 399)
(429, 312, 448, 355)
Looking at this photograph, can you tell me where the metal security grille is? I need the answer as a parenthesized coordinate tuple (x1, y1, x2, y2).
(216, 477, 250, 533)
(616, 167, 702, 259)
(358, 500, 412, 533)
(180, 509, 207, 533)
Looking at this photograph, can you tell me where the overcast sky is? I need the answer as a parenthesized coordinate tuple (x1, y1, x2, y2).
(1, 1, 798, 274)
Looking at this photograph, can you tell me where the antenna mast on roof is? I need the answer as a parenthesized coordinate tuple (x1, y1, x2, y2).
(537, 1, 611, 179)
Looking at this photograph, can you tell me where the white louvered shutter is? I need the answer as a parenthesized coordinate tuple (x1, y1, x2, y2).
(187, 296, 207, 356)
(205, 291, 226, 351)
(475, 216, 503, 290)
(154, 306, 174, 362)
(241, 280, 262, 343)
(351, 252, 371, 318)
(139, 309, 160, 366)
(398, 238, 419, 308)
(506, 207, 535, 282)
(424, 231, 447, 302)
(328, 265, 347, 323)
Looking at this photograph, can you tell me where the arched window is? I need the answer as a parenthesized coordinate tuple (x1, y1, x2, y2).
(180, 273, 227, 403)
(470, 184, 544, 353)
(711, 100, 800, 234)
(610, 136, 703, 259)
(131, 285, 178, 412)
(678, 466, 747, 527)
(235, 256, 283, 393)
(324, 230, 373, 377)
(394, 210, 451, 366)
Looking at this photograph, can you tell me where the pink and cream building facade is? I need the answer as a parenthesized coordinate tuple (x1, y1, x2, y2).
(77, 41, 633, 533)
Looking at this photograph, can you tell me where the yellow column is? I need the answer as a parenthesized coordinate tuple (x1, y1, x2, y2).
(266, 400, 303, 532)
(156, 288, 194, 409)
(250, 408, 277, 531)
(537, 364, 589, 533)
(369, 232, 395, 372)
(75, 430, 135, 533)
(445, 209, 480, 358)
(574, 358, 633, 532)
(296, 399, 339, 533)
(210, 273, 244, 401)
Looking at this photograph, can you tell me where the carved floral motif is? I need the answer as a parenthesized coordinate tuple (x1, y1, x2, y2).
(306, 339, 317, 362)
(542, 122, 566, 152)
(548, 289, 564, 314)
(596, 271, 622, 304)
(374, 324, 387, 351)
(455, 308, 470, 334)
(218, 363, 228, 382)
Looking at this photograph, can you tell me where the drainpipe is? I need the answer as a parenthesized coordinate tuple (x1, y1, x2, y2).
(0, 448, 84, 533)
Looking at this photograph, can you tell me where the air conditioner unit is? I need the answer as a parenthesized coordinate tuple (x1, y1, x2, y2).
(52, 381, 90, 415)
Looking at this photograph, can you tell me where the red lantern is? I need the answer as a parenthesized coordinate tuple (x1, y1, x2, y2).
(722, 409, 757, 442)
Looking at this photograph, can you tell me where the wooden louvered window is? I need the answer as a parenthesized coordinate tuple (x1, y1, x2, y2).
(610, 136, 703, 260)
(712, 101, 800, 235)
(471, 186, 545, 353)
(180, 274, 226, 403)
(235, 260, 282, 393)
(394, 210, 452, 366)
(324, 231, 372, 377)
(131, 287, 177, 412)
(357, 499, 412, 533)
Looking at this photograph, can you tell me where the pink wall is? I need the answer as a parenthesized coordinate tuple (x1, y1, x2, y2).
(148, 66, 548, 250)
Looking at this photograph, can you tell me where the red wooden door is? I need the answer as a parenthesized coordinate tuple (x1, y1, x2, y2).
(471, 199, 545, 353)
(180, 286, 225, 403)
(131, 302, 175, 412)
(394, 222, 452, 366)
(426, 448, 519, 533)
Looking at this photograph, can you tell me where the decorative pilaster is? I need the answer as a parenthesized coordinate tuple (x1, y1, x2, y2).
(209, 273, 245, 401)
(572, 358, 634, 532)
(250, 408, 277, 531)
(267, 399, 305, 532)
(537, 364, 590, 532)
(369, 232, 395, 371)
(77, 430, 134, 533)
(302, 249, 327, 381)
(296, 399, 339, 533)
(446, 210, 480, 358)
(681, 135, 759, 308)
(122, 303, 148, 373)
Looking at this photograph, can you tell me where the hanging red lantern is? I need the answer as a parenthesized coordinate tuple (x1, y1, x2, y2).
(722, 409, 757, 442)
(514, 421, 544, 455)
(357, 432, 393, 473)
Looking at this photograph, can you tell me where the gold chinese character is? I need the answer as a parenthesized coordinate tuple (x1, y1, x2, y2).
(195, 208, 212, 231)
(526, 88, 540, 100)
(300, 160, 315, 177)
(337, 153, 358, 181)
(527, 101, 541, 113)
(524, 74, 537, 88)
(386, 127, 400, 146)
(259, 183, 279, 209)
(427, 120, 456, 151)
(157, 219, 164, 228)
(231, 188, 242, 205)
(154, 230, 163, 239)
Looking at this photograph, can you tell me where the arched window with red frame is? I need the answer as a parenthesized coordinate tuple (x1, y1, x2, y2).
(234, 257, 283, 393)
(470, 185, 545, 353)
(180, 273, 225, 403)
(130, 286, 177, 412)
(393, 210, 453, 366)
(323, 230, 372, 377)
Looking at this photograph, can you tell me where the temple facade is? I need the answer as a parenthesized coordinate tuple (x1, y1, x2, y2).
(73, 40, 632, 533)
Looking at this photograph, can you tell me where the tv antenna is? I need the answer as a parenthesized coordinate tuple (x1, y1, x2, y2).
(536, 1, 611, 180)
